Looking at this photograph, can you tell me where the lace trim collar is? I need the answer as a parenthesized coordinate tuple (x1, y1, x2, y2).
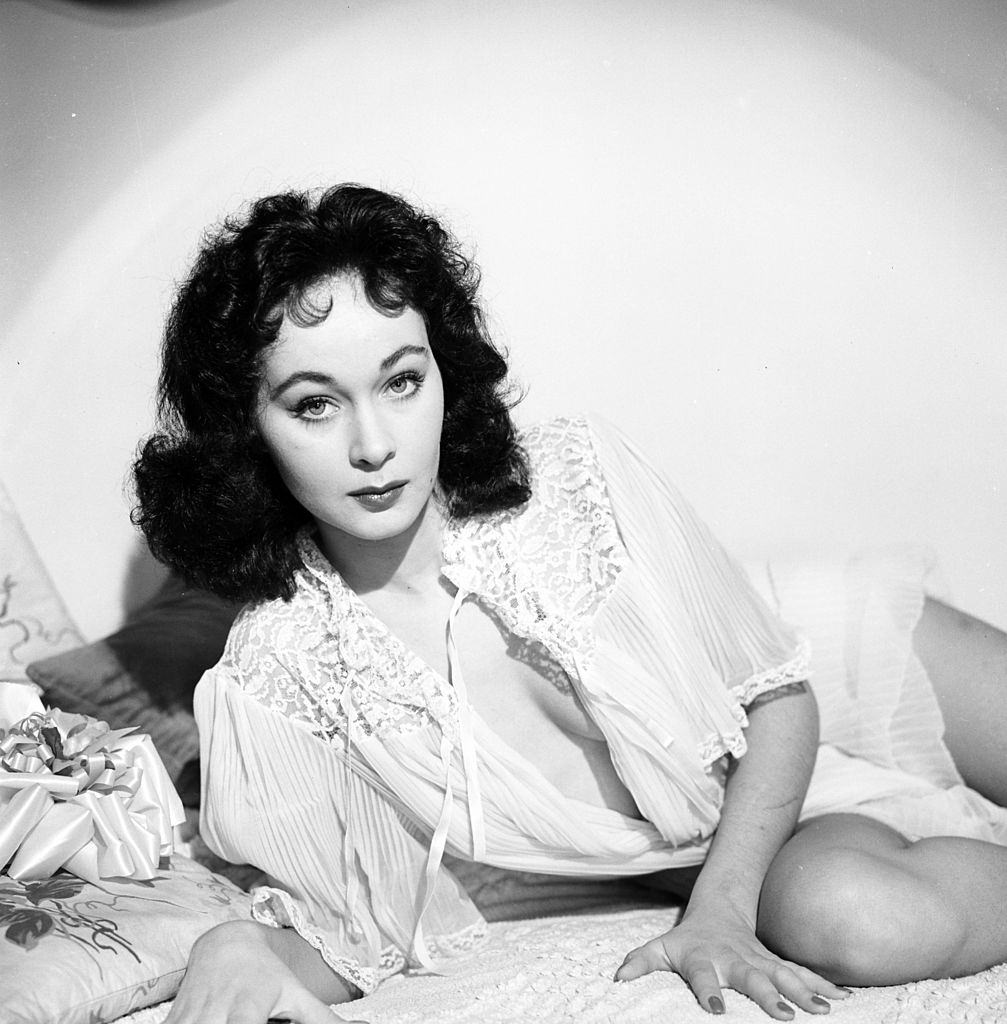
(293, 416, 628, 688)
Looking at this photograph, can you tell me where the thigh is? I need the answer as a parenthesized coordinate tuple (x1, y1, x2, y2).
(913, 597, 1007, 806)
(757, 814, 949, 984)
(772, 811, 911, 870)
(759, 811, 1007, 983)
(761, 812, 911, 909)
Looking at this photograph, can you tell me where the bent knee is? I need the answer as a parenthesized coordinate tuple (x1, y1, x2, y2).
(757, 842, 965, 985)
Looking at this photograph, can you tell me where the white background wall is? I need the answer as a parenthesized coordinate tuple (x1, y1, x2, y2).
(2, 0, 1005, 639)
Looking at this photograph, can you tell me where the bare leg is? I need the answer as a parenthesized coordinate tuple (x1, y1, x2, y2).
(758, 812, 1007, 986)
(913, 597, 1007, 806)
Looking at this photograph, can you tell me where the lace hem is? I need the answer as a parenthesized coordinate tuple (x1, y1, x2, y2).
(250, 886, 379, 995)
(730, 638, 812, 708)
(421, 917, 488, 962)
(378, 918, 489, 975)
(695, 640, 812, 766)
(697, 719, 748, 767)
(377, 943, 407, 979)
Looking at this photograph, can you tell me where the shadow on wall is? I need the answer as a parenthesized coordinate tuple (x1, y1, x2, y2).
(5, 0, 1005, 640)
(121, 540, 170, 619)
(28, 0, 1007, 132)
(23, 0, 239, 25)
(774, 0, 1007, 132)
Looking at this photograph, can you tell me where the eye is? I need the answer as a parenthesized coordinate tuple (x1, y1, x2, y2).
(294, 397, 336, 421)
(386, 371, 423, 398)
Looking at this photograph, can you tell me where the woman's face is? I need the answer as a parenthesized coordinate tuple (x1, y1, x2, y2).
(255, 275, 445, 561)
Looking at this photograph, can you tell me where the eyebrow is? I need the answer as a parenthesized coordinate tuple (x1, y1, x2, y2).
(267, 345, 431, 400)
(267, 371, 336, 401)
(380, 344, 430, 371)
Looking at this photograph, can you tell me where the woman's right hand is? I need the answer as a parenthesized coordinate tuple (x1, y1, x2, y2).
(165, 920, 367, 1024)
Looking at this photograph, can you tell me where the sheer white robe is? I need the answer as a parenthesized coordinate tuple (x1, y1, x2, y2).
(195, 414, 1007, 993)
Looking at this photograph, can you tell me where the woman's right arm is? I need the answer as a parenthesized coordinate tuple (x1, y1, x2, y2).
(166, 919, 365, 1024)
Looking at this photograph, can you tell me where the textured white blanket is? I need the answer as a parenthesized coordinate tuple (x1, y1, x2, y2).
(119, 905, 1007, 1024)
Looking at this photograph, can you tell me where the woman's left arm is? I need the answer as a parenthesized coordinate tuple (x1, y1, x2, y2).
(616, 682, 848, 1018)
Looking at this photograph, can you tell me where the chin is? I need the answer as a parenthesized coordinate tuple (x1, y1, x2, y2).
(333, 504, 429, 545)
(353, 520, 416, 543)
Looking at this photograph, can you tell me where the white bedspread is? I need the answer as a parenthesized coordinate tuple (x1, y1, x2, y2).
(117, 905, 1007, 1024)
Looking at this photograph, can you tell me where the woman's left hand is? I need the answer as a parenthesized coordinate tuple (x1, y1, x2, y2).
(615, 907, 848, 1019)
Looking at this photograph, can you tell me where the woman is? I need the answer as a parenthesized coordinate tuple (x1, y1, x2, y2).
(134, 184, 1007, 1023)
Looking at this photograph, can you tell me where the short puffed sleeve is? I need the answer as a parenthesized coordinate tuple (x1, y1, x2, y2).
(566, 414, 810, 843)
(587, 413, 808, 705)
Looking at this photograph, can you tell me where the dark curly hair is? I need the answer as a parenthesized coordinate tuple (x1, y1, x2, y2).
(132, 184, 530, 603)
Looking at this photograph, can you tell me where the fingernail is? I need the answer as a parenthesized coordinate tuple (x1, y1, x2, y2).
(836, 986, 853, 995)
(812, 995, 831, 1009)
(708, 995, 725, 1014)
(777, 1002, 794, 1018)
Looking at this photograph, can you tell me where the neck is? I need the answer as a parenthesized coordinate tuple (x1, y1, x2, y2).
(319, 499, 445, 597)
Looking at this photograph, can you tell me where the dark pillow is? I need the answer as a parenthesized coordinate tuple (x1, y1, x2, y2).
(25, 576, 240, 799)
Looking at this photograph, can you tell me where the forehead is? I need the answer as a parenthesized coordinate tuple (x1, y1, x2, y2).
(263, 276, 428, 375)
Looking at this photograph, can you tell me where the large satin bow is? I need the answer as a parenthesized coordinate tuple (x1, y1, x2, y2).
(0, 684, 185, 884)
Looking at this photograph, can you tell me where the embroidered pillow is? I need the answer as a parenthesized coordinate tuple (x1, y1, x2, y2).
(0, 481, 83, 683)
(0, 854, 252, 1024)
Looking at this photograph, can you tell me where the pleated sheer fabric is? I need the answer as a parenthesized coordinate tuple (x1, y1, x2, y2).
(746, 549, 1007, 846)
(194, 414, 1007, 994)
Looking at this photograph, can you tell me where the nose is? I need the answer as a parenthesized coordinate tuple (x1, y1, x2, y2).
(348, 406, 395, 469)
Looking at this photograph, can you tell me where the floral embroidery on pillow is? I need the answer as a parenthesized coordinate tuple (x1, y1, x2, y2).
(0, 574, 83, 679)
(0, 867, 240, 963)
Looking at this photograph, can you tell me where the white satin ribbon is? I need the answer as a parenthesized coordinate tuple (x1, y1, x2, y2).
(0, 683, 185, 883)
(409, 586, 489, 971)
(445, 587, 486, 862)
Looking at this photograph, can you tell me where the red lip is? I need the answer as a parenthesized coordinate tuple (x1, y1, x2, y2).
(348, 481, 407, 497)
(348, 482, 408, 511)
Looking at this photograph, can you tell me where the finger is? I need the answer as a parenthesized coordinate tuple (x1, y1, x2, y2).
(724, 962, 796, 1021)
(681, 961, 727, 1015)
(277, 993, 365, 1024)
(787, 961, 851, 1000)
(759, 960, 833, 1014)
(614, 940, 672, 981)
